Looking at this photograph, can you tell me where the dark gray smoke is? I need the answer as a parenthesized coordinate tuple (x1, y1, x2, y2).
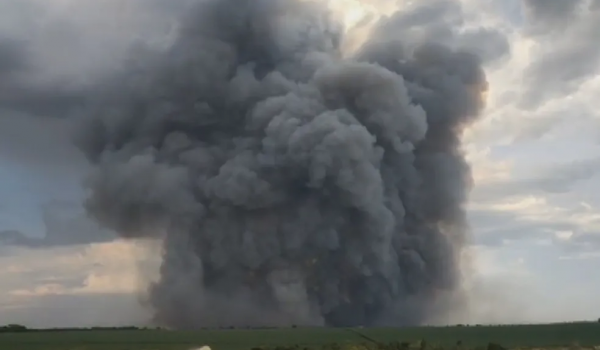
(74, 0, 487, 328)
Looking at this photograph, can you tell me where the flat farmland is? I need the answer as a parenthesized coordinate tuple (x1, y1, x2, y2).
(1, 322, 599, 350)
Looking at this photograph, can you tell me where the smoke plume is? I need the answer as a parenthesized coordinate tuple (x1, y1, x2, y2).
(74, 0, 487, 328)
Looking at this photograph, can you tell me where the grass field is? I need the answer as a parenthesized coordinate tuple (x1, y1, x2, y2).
(1, 323, 599, 350)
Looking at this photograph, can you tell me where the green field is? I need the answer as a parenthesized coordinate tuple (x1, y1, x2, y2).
(1, 323, 599, 350)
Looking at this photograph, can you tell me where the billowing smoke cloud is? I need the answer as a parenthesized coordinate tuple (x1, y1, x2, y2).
(72, 0, 488, 328)
(10, 0, 487, 328)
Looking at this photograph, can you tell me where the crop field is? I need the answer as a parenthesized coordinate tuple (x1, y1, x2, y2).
(1, 323, 599, 350)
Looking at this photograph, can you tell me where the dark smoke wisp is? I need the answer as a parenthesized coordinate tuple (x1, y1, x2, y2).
(75, 0, 487, 328)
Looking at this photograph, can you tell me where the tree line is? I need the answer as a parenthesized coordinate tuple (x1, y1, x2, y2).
(0, 324, 147, 333)
(0, 324, 293, 333)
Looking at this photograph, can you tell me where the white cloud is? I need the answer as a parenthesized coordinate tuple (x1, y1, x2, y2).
(0, 293, 151, 328)
(0, 239, 162, 327)
(0, 239, 160, 301)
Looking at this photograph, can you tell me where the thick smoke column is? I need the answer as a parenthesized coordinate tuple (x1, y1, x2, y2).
(75, 0, 487, 328)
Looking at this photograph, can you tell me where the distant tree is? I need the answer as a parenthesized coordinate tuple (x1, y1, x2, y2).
(0, 324, 28, 333)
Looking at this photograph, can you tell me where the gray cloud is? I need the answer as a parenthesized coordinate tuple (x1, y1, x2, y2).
(560, 230, 600, 254)
(0, 111, 86, 168)
(523, 0, 585, 32)
(0, 38, 30, 76)
(468, 209, 553, 247)
(369, 0, 510, 64)
(0, 201, 115, 248)
(469, 156, 600, 253)
(520, 0, 600, 109)
(0, 0, 195, 118)
(468, 204, 600, 250)
(473, 156, 600, 203)
(458, 28, 510, 64)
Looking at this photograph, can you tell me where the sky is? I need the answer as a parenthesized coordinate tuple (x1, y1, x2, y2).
(1, 0, 600, 328)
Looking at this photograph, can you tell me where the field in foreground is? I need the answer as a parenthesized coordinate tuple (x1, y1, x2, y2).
(0, 322, 599, 350)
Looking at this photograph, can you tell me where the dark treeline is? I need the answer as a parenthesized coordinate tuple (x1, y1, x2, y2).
(0, 324, 149, 333)
(0, 324, 301, 333)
